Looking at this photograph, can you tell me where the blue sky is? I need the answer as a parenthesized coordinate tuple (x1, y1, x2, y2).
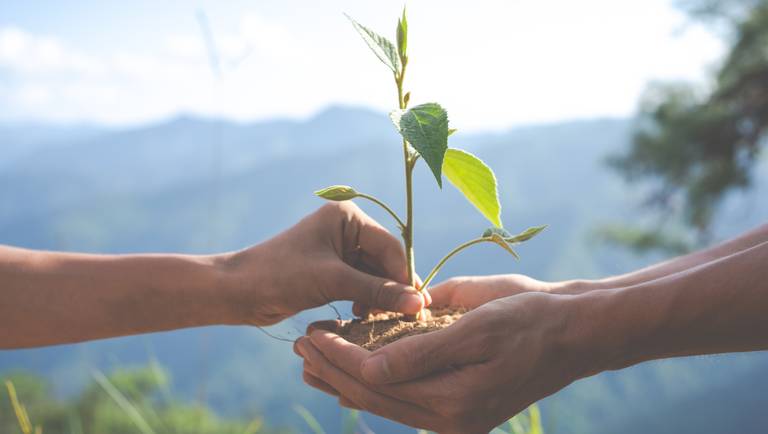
(0, 0, 724, 131)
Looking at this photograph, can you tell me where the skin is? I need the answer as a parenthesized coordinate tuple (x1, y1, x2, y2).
(0, 202, 426, 349)
(295, 223, 768, 434)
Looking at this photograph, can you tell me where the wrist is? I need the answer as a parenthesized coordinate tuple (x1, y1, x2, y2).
(561, 283, 668, 379)
(210, 244, 269, 325)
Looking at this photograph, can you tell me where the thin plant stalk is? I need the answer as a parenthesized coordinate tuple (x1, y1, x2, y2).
(420, 238, 489, 289)
(395, 59, 417, 288)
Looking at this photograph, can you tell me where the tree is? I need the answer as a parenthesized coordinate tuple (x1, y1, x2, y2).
(606, 0, 768, 252)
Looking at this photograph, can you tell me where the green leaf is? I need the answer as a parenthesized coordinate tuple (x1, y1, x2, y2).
(483, 225, 547, 244)
(505, 225, 547, 243)
(345, 14, 400, 73)
(397, 7, 408, 61)
(488, 232, 520, 259)
(397, 103, 450, 187)
(444, 148, 502, 227)
(448, 128, 458, 136)
(482, 227, 512, 238)
(314, 185, 359, 201)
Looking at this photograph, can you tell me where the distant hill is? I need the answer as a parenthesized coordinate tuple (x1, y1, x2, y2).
(0, 106, 766, 433)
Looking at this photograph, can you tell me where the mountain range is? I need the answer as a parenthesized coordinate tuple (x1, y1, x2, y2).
(1, 106, 767, 433)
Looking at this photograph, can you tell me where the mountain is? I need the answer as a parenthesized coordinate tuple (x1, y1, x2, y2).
(0, 106, 766, 433)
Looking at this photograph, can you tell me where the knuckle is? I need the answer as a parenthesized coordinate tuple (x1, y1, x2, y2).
(369, 278, 393, 308)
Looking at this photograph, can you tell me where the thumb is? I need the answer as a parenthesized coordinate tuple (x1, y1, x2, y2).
(333, 265, 424, 314)
(360, 325, 470, 384)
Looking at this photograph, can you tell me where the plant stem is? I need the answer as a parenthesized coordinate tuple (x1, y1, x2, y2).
(355, 193, 406, 230)
(421, 238, 489, 290)
(395, 60, 416, 288)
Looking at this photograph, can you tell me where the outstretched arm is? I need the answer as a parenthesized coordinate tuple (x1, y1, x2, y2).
(296, 239, 768, 433)
(446, 223, 768, 298)
(581, 222, 768, 291)
(0, 202, 424, 349)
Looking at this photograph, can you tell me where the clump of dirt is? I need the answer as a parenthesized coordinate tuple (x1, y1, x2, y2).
(338, 307, 466, 350)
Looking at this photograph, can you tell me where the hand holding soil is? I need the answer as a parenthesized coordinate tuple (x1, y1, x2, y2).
(295, 277, 584, 434)
(296, 226, 768, 432)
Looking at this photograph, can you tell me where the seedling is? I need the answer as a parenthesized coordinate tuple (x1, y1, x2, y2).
(316, 8, 545, 297)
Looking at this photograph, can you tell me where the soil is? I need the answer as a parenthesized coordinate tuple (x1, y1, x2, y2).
(337, 306, 466, 350)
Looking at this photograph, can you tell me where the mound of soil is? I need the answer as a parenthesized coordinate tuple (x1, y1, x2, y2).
(337, 307, 466, 350)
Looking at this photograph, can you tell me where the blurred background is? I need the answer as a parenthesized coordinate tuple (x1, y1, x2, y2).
(1, 0, 767, 432)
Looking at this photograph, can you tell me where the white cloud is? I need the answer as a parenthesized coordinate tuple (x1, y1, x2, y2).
(0, 1, 725, 130)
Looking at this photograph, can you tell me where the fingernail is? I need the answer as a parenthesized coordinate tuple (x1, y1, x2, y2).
(397, 292, 423, 313)
(362, 354, 390, 383)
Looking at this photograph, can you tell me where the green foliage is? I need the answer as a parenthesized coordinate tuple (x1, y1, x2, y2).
(443, 148, 502, 227)
(341, 409, 360, 434)
(344, 14, 400, 73)
(501, 404, 545, 434)
(608, 0, 768, 250)
(392, 103, 451, 187)
(314, 185, 359, 201)
(293, 405, 324, 434)
(487, 230, 521, 259)
(326, 8, 546, 291)
(415, 404, 545, 434)
(2, 367, 287, 434)
(397, 8, 408, 63)
(480, 226, 547, 259)
(501, 225, 549, 244)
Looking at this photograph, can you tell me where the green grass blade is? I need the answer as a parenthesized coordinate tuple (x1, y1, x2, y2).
(293, 404, 326, 434)
(92, 370, 156, 434)
(342, 409, 360, 434)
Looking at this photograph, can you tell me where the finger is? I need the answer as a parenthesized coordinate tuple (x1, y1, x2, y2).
(422, 288, 432, 307)
(428, 276, 505, 309)
(359, 324, 481, 385)
(306, 320, 340, 335)
(357, 219, 409, 284)
(296, 337, 441, 430)
(303, 371, 339, 397)
(352, 297, 424, 317)
(309, 330, 444, 402)
(427, 278, 463, 307)
(293, 337, 307, 357)
(332, 265, 423, 314)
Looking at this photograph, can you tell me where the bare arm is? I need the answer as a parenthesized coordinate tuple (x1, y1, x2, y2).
(0, 203, 423, 349)
(584, 238, 768, 372)
(581, 223, 768, 291)
(294, 239, 768, 433)
(0, 246, 232, 347)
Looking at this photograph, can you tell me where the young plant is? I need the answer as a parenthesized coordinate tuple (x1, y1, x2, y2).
(316, 8, 545, 295)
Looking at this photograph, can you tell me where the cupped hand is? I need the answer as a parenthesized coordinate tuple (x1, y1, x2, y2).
(223, 202, 426, 325)
(294, 278, 593, 433)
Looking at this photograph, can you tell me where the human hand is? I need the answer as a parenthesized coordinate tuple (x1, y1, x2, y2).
(294, 277, 597, 433)
(222, 202, 426, 326)
(423, 273, 591, 309)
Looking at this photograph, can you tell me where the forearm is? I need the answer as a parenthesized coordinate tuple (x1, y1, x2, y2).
(569, 240, 768, 377)
(558, 223, 768, 294)
(0, 245, 244, 348)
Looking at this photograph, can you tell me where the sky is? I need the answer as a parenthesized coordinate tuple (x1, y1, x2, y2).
(0, 0, 725, 131)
